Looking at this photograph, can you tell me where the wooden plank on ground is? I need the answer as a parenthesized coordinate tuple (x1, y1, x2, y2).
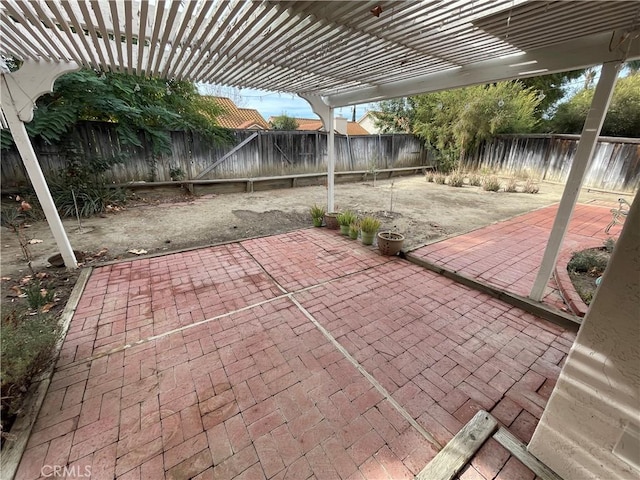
(416, 410, 498, 480)
(493, 427, 564, 480)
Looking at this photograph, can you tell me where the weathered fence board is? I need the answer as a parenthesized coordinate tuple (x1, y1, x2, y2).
(463, 134, 640, 192)
(1, 122, 428, 187)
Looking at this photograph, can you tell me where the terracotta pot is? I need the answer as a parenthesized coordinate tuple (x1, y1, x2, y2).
(377, 231, 404, 256)
(324, 212, 340, 230)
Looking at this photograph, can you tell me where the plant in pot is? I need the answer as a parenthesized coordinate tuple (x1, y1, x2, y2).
(324, 211, 340, 230)
(360, 216, 381, 245)
(378, 227, 405, 256)
(310, 204, 325, 227)
(337, 210, 357, 235)
(348, 221, 360, 240)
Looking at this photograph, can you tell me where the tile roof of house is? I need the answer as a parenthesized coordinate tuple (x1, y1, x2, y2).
(279, 117, 371, 135)
(203, 96, 270, 130)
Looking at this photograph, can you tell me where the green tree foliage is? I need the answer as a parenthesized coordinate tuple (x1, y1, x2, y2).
(519, 70, 584, 118)
(1, 69, 232, 154)
(548, 72, 640, 137)
(373, 98, 416, 133)
(411, 81, 540, 168)
(269, 114, 299, 130)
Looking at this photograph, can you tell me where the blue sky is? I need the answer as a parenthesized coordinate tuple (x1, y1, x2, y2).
(198, 84, 375, 121)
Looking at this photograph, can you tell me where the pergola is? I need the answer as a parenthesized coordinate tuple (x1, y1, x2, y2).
(1, 2, 639, 478)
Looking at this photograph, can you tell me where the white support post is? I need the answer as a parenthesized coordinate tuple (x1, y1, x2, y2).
(1, 60, 80, 269)
(326, 110, 335, 212)
(530, 61, 620, 301)
(299, 94, 336, 212)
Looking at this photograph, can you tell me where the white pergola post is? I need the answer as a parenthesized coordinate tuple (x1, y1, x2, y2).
(530, 60, 621, 301)
(300, 94, 336, 212)
(1, 60, 80, 269)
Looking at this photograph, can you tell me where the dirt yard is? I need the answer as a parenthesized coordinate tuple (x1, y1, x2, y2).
(0, 175, 619, 280)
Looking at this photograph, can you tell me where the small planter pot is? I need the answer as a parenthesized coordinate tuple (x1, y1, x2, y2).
(339, 225, 350, 235)
(377, 231, 405, 256)
(348, 227, 359, 240)
(361, 231, 376, 246)
(312, 217, 323, 227)
(324, 212, 340, 230)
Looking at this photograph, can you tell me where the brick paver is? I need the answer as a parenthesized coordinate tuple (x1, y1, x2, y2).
(16, 224, 578, 480)
(410, 203, 614, 313)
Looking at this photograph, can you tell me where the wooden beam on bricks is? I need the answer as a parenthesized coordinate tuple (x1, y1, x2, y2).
(416, 410, 498, 480)
(493, 427, 563, 480)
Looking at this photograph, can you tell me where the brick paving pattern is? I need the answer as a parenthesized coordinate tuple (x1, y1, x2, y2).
(17, 211, 583, 479)
(410, 203, 614, 312)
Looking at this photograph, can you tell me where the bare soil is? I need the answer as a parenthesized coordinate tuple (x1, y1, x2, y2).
(0, 175, 617, 299)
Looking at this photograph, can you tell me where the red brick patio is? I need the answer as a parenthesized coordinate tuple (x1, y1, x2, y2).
(410, 203, 615, 313)
(16, 224, 578, 480)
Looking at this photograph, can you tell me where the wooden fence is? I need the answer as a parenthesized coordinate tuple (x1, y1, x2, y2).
(462, 134, 640, 192)
(1, 121, 428, 187)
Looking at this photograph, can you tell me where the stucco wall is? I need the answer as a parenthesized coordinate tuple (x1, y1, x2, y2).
(529, 194, 640, 479)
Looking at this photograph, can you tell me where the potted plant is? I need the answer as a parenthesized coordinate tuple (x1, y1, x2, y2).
(324, 211, 340, 230)
(348, 221, 360, 240)
(337, 210, 357, 235)
(360, 216, 381, 245)
(310, 204, 325, 227)
(378, 229, 405, 256)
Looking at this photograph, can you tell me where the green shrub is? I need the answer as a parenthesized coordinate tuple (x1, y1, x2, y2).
(523, 179, 540, 194)
(337, 210, 358, 226)
(504, 177, 518, 193)
(49, 145, 126, 218)
(434, 173, 446, 184)
(24, 282, 55, 311)
(568, 249, 609, 275)
(310, 204, 325, 219)
(448, 171, 465, 187)
(603, 238, 616, 254)
(468, 174, 482, 186)
(360, 216, 381, 233)
(482, 176, 501, 192)
(1, 310, 60, 414)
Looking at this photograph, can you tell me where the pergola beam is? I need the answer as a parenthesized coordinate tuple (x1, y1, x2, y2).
(323, 31, 639, 107)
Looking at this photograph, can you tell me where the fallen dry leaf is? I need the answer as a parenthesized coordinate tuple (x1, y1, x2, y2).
(8, 285, 22, 297)
(20, 276, 33, 285)
(35, 272, 49, 279)
(1, 277, 11, 281)
(41, 303, 55, 313)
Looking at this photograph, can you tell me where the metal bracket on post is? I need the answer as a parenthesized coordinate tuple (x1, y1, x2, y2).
(300, 94, 335, 212)
(1, 60, 81, 269)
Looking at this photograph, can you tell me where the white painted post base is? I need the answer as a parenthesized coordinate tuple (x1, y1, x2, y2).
(1, 60, 80, 269)
(529, 61, 620, 301)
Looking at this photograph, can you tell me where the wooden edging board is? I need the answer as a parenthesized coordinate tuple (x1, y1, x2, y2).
(416, 410, 498, 480)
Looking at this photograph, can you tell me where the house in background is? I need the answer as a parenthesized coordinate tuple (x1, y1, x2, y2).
(275, 115, 370, 135)
(357, 110, 383, 134)
(203, 96, 270, 130)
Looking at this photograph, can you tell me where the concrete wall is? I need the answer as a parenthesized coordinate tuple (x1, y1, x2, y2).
(529, 193, 640, 479)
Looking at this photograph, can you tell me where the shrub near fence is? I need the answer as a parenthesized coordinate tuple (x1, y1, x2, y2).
(1, 121, 428, 187)
(462, 134, 640, 192)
